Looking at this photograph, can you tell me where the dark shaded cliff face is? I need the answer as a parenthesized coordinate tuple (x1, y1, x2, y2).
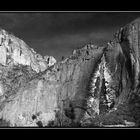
(0, 18, 140, 127)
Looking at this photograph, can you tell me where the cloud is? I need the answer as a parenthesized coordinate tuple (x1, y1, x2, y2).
(1, 12, 140, 39)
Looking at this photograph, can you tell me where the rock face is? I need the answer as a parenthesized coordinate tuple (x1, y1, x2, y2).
(0, 29, 56, 73)
(0, 18, 140, 127)
(81, 17, 140, 127)
(0, 29, 57, 126)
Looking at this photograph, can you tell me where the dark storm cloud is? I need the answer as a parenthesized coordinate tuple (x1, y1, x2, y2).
(0, 12, 140, 61)
(0, 13, 98, 39)
(26, 28, 117, 60)
(1, 12, 140, 38)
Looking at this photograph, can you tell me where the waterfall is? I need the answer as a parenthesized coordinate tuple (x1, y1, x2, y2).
(83, 54, 116, 120)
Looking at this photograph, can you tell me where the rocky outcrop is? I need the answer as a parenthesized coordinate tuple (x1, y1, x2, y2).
(0, 29, 56, 73)
(1, 17, 140, 127)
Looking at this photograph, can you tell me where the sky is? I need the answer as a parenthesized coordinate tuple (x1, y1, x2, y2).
(0, 12, 140, 61)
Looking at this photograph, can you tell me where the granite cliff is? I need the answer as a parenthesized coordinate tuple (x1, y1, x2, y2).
(0, 18, 140, 127)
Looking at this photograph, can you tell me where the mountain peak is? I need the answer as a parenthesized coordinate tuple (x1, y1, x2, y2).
(0, 29, 56, 73)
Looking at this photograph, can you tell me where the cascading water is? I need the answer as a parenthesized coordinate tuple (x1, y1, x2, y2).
(83, 54, 117, 121)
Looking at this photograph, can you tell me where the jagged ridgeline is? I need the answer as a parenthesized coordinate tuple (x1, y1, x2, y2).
(0, 17, 140, 127)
